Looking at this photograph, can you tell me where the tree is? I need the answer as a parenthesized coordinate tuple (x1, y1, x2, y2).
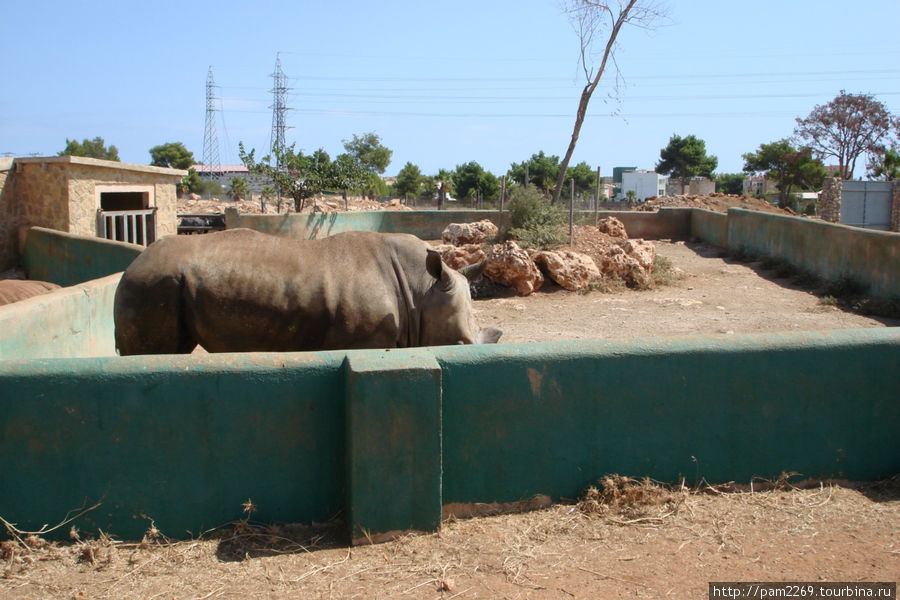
(793, 90, 898, 180)
(715, 173, 745, 195)
(510, 151, 560, 195)
(452, 161, 499, 204)
(655, 134, 718, 194)
(149, 142, 195, 169)
(260, 185, 275, 212)
(229, 177, 249, 201)
(239, 142, 331, 212)
(330, 153, 367, 208)
(59, 136, 119, 161)
(867, 147, 900, 181)
(743, 139, 827, 209)
(394, 162, 423, 199)
(565, 161, 597, 195)
(181, 168, 202, 194)
(435, 168, 453, 210)
(342, 132, 392, 174)
(504, 185, 567, 249)
(552, 0, 666, 204)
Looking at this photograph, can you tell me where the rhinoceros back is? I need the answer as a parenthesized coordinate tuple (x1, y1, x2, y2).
(114, 229, 421, 354)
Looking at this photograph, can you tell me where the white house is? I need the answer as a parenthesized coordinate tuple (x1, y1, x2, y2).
(617, 170, 668, 202)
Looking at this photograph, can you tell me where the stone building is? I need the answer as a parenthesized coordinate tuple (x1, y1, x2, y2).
(0, 156, 186, 272)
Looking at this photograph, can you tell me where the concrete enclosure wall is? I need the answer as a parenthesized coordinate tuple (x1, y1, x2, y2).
(727, 209, 900, 298)
(22, 226, 143, 288)
(1, 330, 897, 541)
(225, 207, 696, 242)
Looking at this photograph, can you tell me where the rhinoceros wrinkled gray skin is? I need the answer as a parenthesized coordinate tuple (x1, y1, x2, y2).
(114, 228, 502, 355)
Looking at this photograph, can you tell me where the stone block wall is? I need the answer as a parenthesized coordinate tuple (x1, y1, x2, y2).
(819, 177, 841, 223)
(893, 180, 900, 233)
(0, 157, 184, 271)
(0, 160, 13, 271)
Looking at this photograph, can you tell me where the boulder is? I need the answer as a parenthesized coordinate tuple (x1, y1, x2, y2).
(442, 220, 499, 246)
(432, 244, 486, 270)
(532, 250, 600, 291)
(597, 216, 628, 239)
(623, 238, 655, 272)
(597, 245, 651, 288)
(485, 241, 543, 296)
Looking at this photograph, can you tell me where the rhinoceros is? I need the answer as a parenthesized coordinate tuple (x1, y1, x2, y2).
(0, 279, 61, 306)
(114, 228, 502, 355)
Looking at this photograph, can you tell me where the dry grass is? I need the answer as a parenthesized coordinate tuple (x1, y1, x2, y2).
(1, 476, 897, 599)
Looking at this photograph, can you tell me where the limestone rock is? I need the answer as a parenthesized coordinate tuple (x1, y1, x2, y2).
(442, 220, 499, 246)
(597, 244, 652, 288)
(597, 216, 628, 239)
(431, 244, 486, 270)
(622, 238, 655, 272)
(532, 250, 600, 291)
(485, 241, 543, 296)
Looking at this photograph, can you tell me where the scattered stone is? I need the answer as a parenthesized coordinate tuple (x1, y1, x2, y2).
(485, 241, 543, 296)
(532, 250, 601, 291)
(442, 220, 499, 246)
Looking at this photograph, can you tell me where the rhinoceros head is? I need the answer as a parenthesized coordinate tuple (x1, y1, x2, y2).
(420, 249, 502, 346)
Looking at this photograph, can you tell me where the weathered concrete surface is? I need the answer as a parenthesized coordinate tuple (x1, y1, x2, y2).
(22, 226, 142, 287)
(0, 273, 121, 359)
(727, 208, 900, 298)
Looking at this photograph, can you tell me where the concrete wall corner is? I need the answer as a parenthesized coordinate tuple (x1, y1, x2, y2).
(344, 349, 443, 544)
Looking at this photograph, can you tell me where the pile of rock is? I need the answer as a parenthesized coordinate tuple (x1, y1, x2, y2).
(436, 217, 656, 296)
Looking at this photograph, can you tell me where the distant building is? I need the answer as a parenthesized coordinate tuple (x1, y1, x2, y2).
(0, 156, 184, 270)
(743, 175, 773, 196)
(617, 170, 668, 202)
(666, 176, 715, 196)
(612, 166, 637, 184)
(190, 164, 270, 194)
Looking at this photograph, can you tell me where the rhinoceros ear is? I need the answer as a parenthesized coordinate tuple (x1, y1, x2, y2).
(459, 259, 487, 282)
(426, 248, 443, 280)
(426, 248, 456, 291)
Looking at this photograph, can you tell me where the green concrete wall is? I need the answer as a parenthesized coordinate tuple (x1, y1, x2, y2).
(0, 273, 120, 360)
(433, 330, 900, 505)
(22, 227, 142, 287)
(725, 209, 900, 298)
(224, 207, 695, 241)
(0, 352, 347, 539)
(1, 330, 897, 541)
(606, 208, 692, 239)
(690, 209, 729, 247)
(225, 208, 502, 240)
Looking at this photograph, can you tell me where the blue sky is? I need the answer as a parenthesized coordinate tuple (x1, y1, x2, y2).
(2, 1, 898, 178)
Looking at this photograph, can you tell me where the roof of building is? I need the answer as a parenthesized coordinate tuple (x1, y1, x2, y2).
(12, 156, 186, 178)
(190, 164, 250, 174)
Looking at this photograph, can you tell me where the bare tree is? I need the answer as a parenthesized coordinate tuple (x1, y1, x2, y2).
(552, 0, 666, 204)
(793, 90, 898, 180)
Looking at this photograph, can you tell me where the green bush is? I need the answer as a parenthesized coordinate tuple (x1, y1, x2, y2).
(504, 185, 567, 249)
(195, 178, 224, 197)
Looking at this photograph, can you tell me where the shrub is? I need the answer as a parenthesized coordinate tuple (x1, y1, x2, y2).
(504, 186, 567, 249)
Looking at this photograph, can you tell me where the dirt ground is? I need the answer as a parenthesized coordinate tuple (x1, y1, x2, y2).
(474, 238, 898, 344)
(3, 237, 897, 599)
(2, 479, 897, 600)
